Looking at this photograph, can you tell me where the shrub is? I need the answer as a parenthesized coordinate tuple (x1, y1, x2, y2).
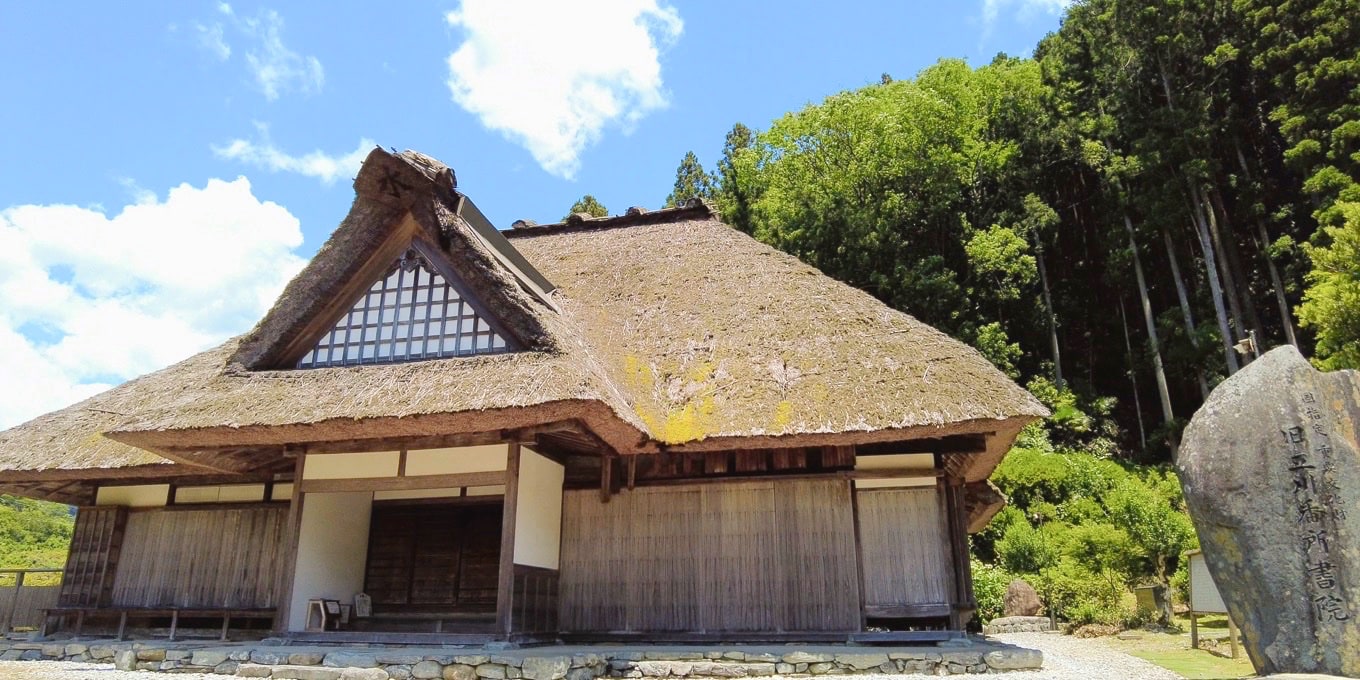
(996, 517, 1059, 574)
(1032, 557, 1123, 622)
(972, 558, 1011, 623)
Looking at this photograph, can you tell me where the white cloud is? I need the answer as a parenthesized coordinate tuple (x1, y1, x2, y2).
(194, 21, 231, 61)
(445, 0, 682, 179)
(213, 126, 374, 184)
(980, 0, 1073, 44)
(0, 178, 307, 429)
(191, 4, 323, 100)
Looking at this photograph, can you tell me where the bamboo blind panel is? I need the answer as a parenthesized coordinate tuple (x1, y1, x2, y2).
(111, 506, 287, 608)
(857, 487, 952, 607)
(559, 479, 859, 633)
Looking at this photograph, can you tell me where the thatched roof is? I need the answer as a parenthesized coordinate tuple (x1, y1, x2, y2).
(0, 148, 1045, 492)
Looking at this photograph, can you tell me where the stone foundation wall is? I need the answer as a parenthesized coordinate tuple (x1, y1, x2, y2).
(982, 616, 1053, 634)
(0, 641, 1043, 678)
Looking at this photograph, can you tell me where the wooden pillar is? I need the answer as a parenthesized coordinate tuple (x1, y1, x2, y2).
(942, 476, 974, 630)
(495, 442, 522, 637)
(599, 452, 614, 503)
(272, 450, 307, 633)
(849, 480, 868, 631)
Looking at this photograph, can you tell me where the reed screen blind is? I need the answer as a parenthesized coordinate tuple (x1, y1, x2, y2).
(299, 249, 510, 368)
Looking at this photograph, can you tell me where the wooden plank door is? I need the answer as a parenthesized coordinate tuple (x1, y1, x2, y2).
(856, 487, 953, 618)
(363, 502, 502, 612)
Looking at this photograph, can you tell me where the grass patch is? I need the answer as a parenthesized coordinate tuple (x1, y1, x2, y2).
(1126, 648, 1254, 679)
(1102, 615, 1256, 680)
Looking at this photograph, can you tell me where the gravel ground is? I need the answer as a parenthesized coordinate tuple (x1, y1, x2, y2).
(0, 635, 1185, 680)
(0, 660, 215, 679)
(987, 633, 1183, 680)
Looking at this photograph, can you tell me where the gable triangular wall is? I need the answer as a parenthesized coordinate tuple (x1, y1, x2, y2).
(297, 243, 515, 368)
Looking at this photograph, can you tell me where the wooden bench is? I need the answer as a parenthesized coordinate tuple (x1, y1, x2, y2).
(39, 606, 275, 641)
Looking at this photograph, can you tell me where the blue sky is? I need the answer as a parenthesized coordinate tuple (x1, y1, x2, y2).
(0, 0, 1068, 428)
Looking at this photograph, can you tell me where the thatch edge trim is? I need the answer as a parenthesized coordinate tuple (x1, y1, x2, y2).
(0, 462, 219, 483)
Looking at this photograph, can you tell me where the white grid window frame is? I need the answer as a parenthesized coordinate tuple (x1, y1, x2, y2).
(298, 248, 512, 368)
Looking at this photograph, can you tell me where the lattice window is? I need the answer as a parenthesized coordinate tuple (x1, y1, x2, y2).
(298, 248, 511, 368)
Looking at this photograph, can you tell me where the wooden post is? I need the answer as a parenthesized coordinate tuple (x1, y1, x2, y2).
(600, 452, 613, 503)
(942, 476, 973, 630)
(849, 480, 868, 631)
(1189, 612, 1199, 649)
(272, 451, 308, 633)
(1228, 616, 1238, 659)
(495, 442, 522, 637)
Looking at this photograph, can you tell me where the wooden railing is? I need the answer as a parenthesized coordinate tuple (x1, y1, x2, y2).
(0, 569, 63, 633)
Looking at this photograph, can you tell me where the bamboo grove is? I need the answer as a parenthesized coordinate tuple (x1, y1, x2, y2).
(661, 0, 1359, 462)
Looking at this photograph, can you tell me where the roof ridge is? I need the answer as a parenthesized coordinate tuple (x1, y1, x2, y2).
(506, 199, 717, 238)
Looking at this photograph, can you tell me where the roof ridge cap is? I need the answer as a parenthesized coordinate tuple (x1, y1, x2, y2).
(507, 199, 717, 238)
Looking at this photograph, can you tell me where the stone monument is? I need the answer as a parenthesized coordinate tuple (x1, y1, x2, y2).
(1178, 345, 1358, 677)
(1003, 579, 1042, 617)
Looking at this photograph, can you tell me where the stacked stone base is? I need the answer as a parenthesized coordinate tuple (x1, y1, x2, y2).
(0, 641, 1043, 678)
(983, 616, 1053, 634)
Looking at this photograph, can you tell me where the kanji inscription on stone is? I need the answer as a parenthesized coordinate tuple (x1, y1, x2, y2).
(1179, 346, 1359, 677)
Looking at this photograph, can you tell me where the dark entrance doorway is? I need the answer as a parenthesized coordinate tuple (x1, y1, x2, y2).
(363, 500, 502, 615)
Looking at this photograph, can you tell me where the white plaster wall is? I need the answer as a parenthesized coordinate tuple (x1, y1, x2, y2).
(288, 491, 373, 631)
(175, 484, 267, 503)
(855, 453, 935, 488)
(855, 453, 934, 470)
(271, 483, 294, 501)
(95, 484, 169, 507)
(303, 452, 400, 479)
(513, 449, 564, 570)
(373, 487, 461, 501)
(855, 477, 936, 489)
(405, 445, 507, 476)
(467, 484, 506, 497)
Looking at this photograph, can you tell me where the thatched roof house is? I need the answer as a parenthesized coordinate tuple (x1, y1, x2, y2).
(0, 148, 1044, 642)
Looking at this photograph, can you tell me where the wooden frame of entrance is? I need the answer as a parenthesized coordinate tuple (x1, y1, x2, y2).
(274, 442, 530, 640)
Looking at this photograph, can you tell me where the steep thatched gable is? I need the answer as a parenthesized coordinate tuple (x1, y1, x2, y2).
(230, 148, 560, 371)
(0, 149, 1046, 494)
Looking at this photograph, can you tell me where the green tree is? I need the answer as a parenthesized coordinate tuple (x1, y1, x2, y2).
(1298, 202, 1360, 369)
(714, 123, 755, 232)
(1105, 476, 1196, 585)
(563, 194, 608, 221)
(664, 151, 715, 208)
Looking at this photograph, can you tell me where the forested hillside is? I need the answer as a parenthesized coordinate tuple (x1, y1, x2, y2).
(660, 0, 1358, 626)
(670, 0, 1358, 463)
(0, 496, 73, 571)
